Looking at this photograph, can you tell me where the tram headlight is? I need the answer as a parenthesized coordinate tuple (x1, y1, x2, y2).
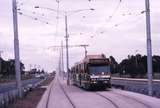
(91, 78, 96, 81)
(104, 81, 108, 83)
(105, 75, 111, 78)
(90, 78, 97, 84)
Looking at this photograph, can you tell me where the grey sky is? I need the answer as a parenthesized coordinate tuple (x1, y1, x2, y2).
(0, 0, 159, 72)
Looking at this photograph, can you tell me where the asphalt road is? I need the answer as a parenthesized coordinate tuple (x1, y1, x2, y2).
(0, 78, 41, 93)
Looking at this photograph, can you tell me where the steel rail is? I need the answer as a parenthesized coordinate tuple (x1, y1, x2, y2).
(110, 92, 152, 108)
(58, 79, 76, 108)
(95, 92, 119, 108)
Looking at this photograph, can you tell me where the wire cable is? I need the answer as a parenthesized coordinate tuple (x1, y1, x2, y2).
(17, 8, 57, 22)
(17, 0, 32, 8)
(18, 11, 54, 25)
(113, 11, 145, 27)
(106, 0, 122, 23)
(91, 10, 146, 38)
(55, 0, 60, 37)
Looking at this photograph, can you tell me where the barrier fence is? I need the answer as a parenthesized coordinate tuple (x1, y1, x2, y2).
(0, 78, 44, 108)
(111, 77, 160, 98)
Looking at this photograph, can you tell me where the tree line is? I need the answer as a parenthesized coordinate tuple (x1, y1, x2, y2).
(1, 54, 160, 78)
(0, 58, 25, 77)
(0, 57, 46, 79)
(109, 54, 160, 78)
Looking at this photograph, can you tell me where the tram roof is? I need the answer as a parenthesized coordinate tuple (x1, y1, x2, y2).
(74, 54, 107, 66)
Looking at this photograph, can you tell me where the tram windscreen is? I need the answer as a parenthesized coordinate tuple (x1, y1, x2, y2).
(89, 66, 110, 74)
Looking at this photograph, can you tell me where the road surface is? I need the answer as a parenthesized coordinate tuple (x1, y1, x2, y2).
(0, 78, 41, 93)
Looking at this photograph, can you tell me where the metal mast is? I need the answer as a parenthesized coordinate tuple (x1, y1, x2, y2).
(145, 0, 153, 96)
(12, 0, 22, 97)
(61, 41, 64, 79)
(0, 51, 3, 74)
(65, 13, 70, 85)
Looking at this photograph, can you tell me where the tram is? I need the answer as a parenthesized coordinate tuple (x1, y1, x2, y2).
(71, 54, 111, 89)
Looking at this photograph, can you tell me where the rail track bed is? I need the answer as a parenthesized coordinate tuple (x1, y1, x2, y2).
(37, 78, 160, 108)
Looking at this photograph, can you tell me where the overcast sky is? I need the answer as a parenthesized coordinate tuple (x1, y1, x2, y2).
(0, 0, 159, 72)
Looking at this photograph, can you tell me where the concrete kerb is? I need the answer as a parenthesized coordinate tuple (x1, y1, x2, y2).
(36, 80, 54, 108)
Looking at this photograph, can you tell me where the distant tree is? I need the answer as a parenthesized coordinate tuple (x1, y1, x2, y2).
(104, 53, 160, 78)
(153, 55, 160, 73)
(118, 54, 147, 78)
(8, 59, 25, 75)
(109, 56, 118, 74)
(138, 55, 147, 77)
(1, 59, 25, 77)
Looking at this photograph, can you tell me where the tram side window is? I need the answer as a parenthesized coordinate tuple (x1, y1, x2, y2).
(81, 64, 84, 73)
(76, 66, 78, 73)
(84, 63, 87, 73)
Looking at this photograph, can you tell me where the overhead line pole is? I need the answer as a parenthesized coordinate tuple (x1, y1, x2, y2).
(65, 12, 70, 85)
(12, 0, 22, 97)
(61, 41, 64, 79)
(0, 51, 2, 74)
(145, 0, 153, 96)
(59, 47, 61, 76)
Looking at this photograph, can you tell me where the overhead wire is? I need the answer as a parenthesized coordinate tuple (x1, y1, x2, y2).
(17, 0, 32, 8)
(106, 0, 122, 23)
(88, 10, 146, 40)
(88, 0, 145, 38)
(16, 0, 64, 38)
(17, 11, 54, 25)
(113, 11, 145, 27)
(104, 0, 146, 28)
(17, 8, 57, 22)
(55, 0, 60, 37)
(85, 0, 123, 39)
(17, 0, 144, 39)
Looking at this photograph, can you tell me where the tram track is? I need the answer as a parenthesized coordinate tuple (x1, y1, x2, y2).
(58, 79, 76, 108)
(42, 78, 154, 108)
(110, 91, 152, 108)
(38, 79, 158, 108)
(95, 92, 120, 108)
(95, 89, 154, 108)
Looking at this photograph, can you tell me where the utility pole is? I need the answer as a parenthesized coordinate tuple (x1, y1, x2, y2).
(0, 51, 2, 57)
(12, 0, 22, 97)
(65, 12, 70, 85)
(145, 0, 153, 96)
(58, 48, 61, 76)
(0, 51, 3, 74)
(61, 41, 64, 79)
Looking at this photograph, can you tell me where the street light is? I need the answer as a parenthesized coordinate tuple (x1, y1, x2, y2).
(35, 6, 94, 85)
